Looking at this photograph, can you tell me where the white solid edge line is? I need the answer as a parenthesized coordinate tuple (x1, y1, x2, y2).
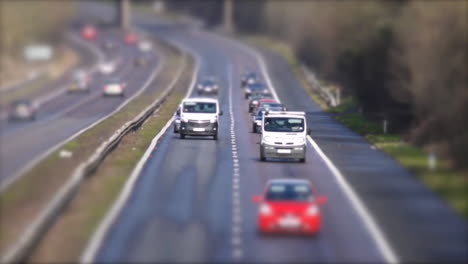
(80, 44, 200, 263)
(235, 40, 399, 264)
(0, 46, 163, 193)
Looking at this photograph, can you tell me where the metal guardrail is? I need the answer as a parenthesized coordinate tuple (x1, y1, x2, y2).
(1, 46, 191, 264)
(301, 65, 340, 107)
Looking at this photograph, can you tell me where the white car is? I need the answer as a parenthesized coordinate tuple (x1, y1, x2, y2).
(177, 98, 223, 140)
(103, 79, 126, 97)
(7, 99, 39, 121)
(99, 61, 116, 75)
(260, 111, 311, 162)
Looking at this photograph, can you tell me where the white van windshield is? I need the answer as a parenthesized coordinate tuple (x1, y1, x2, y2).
(264, 117, 304, 132)
(183, 102, 217, 113)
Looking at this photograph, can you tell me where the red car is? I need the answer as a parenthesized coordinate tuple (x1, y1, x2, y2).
(253, 98, 281, 113)
(81, 25, 97, 40)
(252, 179, 327, 235)
(124, 33, 138, 45)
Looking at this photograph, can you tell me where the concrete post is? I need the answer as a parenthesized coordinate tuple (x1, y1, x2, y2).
(118, 0, 131, 30)
(224, 0, 234, 33)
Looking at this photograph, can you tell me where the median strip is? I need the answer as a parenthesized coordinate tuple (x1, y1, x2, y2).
(0, 36, 193, 262)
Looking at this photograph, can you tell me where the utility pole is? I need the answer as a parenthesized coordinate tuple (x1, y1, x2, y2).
(118, 0, 131, 30)
(223, 0, 234, 33)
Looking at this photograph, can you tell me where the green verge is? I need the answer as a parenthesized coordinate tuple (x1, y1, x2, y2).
(242, 35, 468, 218)
(29, 91, 186, 262)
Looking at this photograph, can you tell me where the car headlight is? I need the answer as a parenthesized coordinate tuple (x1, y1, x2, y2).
(245, 88, 251, 93)
(306, 205, 319, 216)
(252, 100, 258, 105)
(210, 116, 217, 123)
(295, 137, 305, 145)
(260, 204, 272, 215)
(263, 136, 273, 144)
(181, 117, 189, 122)
(213, 85, 219, 90)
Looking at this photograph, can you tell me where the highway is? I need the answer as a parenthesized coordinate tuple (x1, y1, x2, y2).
(83, 8, 468, 263)
(0, 26, 161, 190)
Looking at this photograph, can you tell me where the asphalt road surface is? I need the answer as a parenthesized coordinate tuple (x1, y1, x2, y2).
(88, 6, 468, 263)
(0, 26, 162, 190)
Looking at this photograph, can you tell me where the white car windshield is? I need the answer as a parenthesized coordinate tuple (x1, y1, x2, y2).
(183, 102, 217, 113)
(264, 117, 304, 132)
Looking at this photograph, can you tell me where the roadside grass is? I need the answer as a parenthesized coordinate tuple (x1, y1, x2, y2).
(29, 90, 186, 262)
(0, 39, 187, 256)
(242, 34, 468, 218)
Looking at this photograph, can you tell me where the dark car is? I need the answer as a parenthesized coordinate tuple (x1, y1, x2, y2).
(245, 83, 270, 99)
(196, 78, 219, 96)
(7, 99, 39, 121)
(241, 72, 259, 88)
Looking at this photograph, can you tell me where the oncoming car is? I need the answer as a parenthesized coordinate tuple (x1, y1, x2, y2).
(241, 72, 259, 88)
(245, 83, 270, 99)
(68, 70, 91, 93)
(178, 98, 223, 140)
(252, 179, 327, 235)
(7, 99, 39, 121)
(248, 94, 273, 113)
(103, 79, 126, 97)
(196, 78, 219, 96)
(252, 104, 285, 133)
(260, 111, 311, 162)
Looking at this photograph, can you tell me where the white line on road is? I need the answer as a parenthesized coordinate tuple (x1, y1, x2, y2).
(80, 46, 201, 263)
(236, 40, 399, 264)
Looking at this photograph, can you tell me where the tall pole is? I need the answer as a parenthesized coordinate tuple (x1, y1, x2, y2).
(224, 0, 234, 33)
(119, 0, 131, 30)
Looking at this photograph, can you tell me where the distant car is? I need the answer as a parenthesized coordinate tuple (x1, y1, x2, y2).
(99, 61, 116, 75)
(252, 104, 284, 133)
(103, 79, 126, 97)
(124, 32, 138, 45)
(248, 94, 273, 112)
(245, 83, 270, 99)
(196, 78, 219, 96)
(252, 179, 327, 235)
(68, 70, 91, 93)
(7, 99, 39, 121)
(241, 72, 259, 88)
(81, 25, 97, 40)
(251, 98, 277, 113)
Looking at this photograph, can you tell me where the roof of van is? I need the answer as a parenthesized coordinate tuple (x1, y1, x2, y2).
(182, 97, 219, 103)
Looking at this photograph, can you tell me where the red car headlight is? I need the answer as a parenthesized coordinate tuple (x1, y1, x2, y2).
(306, 205, 319, 216)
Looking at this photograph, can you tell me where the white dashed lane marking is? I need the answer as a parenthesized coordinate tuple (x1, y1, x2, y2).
(228, 63, 243, 261)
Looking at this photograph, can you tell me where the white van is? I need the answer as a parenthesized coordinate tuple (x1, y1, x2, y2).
(260, 111, 310, 162)
(176, 98, 223, 140)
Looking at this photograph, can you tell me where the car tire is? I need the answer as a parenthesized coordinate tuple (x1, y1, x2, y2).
(173, 125, 177, 133)
(299, 157, 306, 163)
(245, 94, 249, 99)
(180, 133, 185, 139)
(213, 133, 218, 140)
(252, 124, 257, 133)
(260, 149, 266, 162)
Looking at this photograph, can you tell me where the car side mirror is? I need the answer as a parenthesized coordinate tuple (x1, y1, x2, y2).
(316, 196, 327, 205)
(252, 195, 262, 203)
(307, 128, 312, 135)
(219, 110, 223, 116)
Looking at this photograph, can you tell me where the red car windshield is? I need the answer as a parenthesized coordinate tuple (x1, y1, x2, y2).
(266, 183, 312, 201)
